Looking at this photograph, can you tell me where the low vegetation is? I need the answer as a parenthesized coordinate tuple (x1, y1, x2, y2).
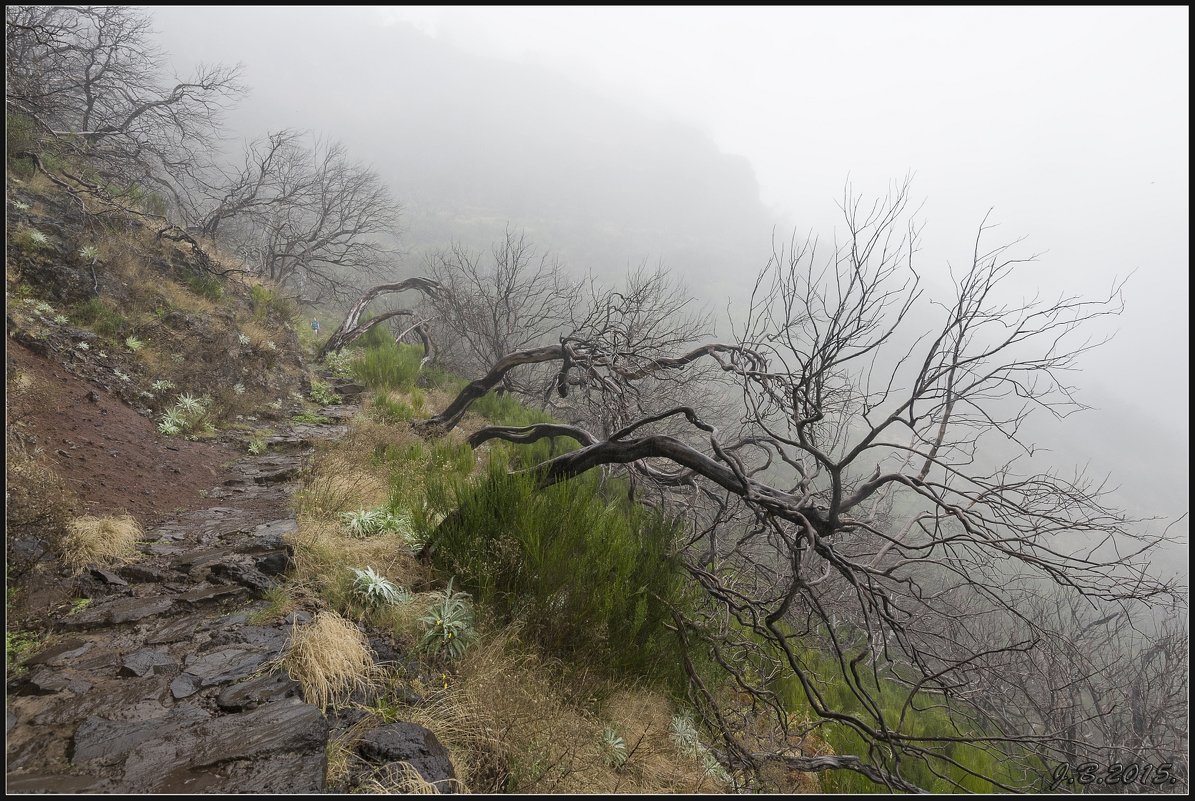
(281, 610, 380, 711)
(61, 514, 142, 571)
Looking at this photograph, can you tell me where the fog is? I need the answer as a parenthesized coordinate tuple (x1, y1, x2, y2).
(149, 7, 1188, 565)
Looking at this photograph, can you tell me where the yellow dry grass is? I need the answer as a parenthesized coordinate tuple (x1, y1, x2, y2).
(360, 761, 452, 794)
(288, 515, 429, 618)
(61, 514, 141, 570)
(399, 629, 721, 794)
(280, 610, 379, 710)
(294, 446, 390, 518)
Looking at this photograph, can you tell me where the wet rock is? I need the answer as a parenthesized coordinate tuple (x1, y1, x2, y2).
(17, 669, 93, 696)
(117, 564, 174, 583)
(254, 550, 292, 576)
(88, 567, 128, 586)
(73, 705, 209, 765)
(171, 646, 271, 699)
(215, 672, 302, 711)
(191, 699, 327, 768)
(252, 465, 300, 484)
(209, 560, 274, 594)
(5, 773, 108, 793)
(169, 674, 200, 700)
(369, 636, 404, 665)
(174, 583, 247, 605)
(213, 624, 288, 653)
(29, 676, 167, 726)
(23, 638, 92, 668)
(62, 596, 174, 629)
(146, 615, 209, 645)
(119, 648, 177, 678)
(356, 722, 457, 788)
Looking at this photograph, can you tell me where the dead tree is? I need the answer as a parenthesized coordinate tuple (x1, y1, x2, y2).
(319, 277, 443, 358)
(452, 181, 1178, 790)
(6, 6, 243, 203)
(424, 228, 574, 392)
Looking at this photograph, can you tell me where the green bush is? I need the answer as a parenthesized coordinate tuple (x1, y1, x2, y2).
(73, 297, 127, 338)
(250, 284, 294, 321)
(309, 378, 340, 406)
(351, 340, 423, 392)
(470, 390, 557, 427)
(370, 393, 417, 424)
(184, 272, 223, 301)
(770, 639, 1044, 792)
(425, 457, 701, 692)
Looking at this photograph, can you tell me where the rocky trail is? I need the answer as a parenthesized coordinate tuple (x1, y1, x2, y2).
(6, 404, 354, 793)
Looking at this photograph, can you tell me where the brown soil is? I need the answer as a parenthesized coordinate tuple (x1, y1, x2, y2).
(7, 341, 237, 526)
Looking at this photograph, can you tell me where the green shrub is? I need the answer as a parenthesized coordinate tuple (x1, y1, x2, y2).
(73, 297, 127, 339)
(184, 272, 223, 301)
(770, 638, 1043, 792)
(425, 457, 701, 691)
(470, 390, 556, 427)
(370, 393, 416, 424)
(351, 566, 411, 607)
(250, 284, 294, 320)
(157, 392, 216, 437)
(309, 378, 340, 406)
(351, 340, 423, 392)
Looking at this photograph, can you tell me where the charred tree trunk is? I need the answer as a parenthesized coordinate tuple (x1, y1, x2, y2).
(319, 277, 442, 358)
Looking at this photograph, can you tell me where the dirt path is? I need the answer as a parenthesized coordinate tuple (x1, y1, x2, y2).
(5, 404, 355, 793)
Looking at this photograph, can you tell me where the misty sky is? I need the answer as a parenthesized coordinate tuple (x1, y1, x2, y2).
(150, 6, 1188, 537)
(383, 7, 1189, 425)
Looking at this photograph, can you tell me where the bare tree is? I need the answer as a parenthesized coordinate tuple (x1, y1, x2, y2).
(6, 5, 243, 203)
(454, 182, 1179, 790)
(250, 138, 402, 303)
(318, 277, 443, 358)
(424, 229, 574, 391)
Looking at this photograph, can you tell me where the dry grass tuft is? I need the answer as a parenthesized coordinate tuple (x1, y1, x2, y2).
(400, 628, 720, 794)
(62, 514, 141, 570)
(360, 761, 453, 794)
(294, 447, 390, 518)
(280, 610, 379, 710)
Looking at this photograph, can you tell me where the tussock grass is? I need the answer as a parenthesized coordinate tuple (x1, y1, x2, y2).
(288, 515, 429, 629)
(401, 629, 719, 794)
(281, 610, 378, 710)
(360, 761, 452, 794)
(295, 447, 390, 518)
(62, 514, 141, 570)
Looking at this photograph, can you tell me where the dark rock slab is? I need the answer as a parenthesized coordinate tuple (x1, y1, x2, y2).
(117, 563, 176, 583)
(209, 560, 274, 594)
(215, 672, 302, 711)
(191, 699, 327, 766)
(23, 638, 93, 668)
(119, 647, 177, 678)
(5, 772, 109, 793)
(89, 567, 128, 585)
(170, 646, 271, 699)
(174, 583, 247, 605)
(254, 550, 292, 576)
(356, 722, 457, 788)
(19, 669, 93, 696)
(30, 676, 167, 725)
(61, 596, 174, 629)
(146, 614, 210, 645)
